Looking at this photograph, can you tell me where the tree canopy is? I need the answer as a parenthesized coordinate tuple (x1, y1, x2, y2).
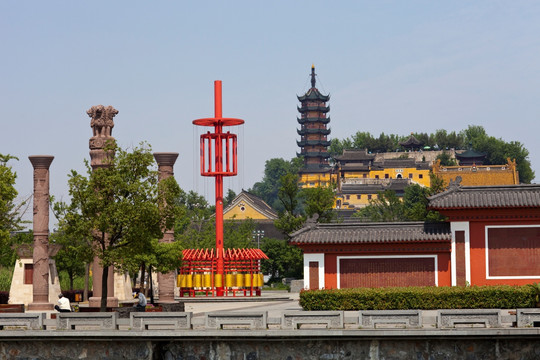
(55, 143, 182, 310)
(0, 154, 26, 251)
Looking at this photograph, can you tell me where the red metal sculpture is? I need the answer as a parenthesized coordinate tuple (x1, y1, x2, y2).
(192, 81, 244, 296)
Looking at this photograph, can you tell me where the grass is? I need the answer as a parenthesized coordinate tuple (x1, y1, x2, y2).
(0, 267, 13, 291)
(58, 271, 88, 291)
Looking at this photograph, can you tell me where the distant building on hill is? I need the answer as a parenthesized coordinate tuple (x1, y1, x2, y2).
(223, 190, 285, 240)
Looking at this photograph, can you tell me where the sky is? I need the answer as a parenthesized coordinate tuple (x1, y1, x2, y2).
(2, 1, 540, 226)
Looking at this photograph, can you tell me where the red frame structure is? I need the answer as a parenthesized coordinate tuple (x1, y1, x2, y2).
(178, 248, 268, 297)
(191, 81, 251, 296)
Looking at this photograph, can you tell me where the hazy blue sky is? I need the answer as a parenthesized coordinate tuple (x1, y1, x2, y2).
(2, 1, 539, 225)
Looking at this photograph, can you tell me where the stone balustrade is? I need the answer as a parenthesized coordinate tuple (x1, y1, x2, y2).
(0, 309, 533, 331)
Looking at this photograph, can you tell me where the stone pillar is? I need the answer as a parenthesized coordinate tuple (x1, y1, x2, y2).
(154, 152, 179, 304)
(27, 155, 54, 311)
(86, 105, 119, 307)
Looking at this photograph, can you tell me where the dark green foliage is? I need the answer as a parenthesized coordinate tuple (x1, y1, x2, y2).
(299, 285, 536, 311)
(0, 154, 28, 253)
(250, 157, 303, 212)
(260, 238, 303, 280)
(436, 151, 457, 166)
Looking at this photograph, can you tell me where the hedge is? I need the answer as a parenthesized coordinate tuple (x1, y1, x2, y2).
(299, 285, 537, 311)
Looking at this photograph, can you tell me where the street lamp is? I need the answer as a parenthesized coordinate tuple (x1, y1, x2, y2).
(252, 230, 265, 249)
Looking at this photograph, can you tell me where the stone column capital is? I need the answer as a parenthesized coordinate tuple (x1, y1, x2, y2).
(28, 155, 54, 169)
(153, 152, 179, 167)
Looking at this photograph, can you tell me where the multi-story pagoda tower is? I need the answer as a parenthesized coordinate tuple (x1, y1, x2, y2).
(297, 65, 332, 187)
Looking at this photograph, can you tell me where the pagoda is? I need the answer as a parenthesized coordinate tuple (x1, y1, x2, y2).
(296, 65, 333, 187)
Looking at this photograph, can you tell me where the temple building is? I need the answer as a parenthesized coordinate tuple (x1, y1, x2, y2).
(432, 157, 519, 187)
(291, 183, 540, 289)
(223, 190, 285, 240)
(297, 65, 333, 188)
(333, 150, 431, 209)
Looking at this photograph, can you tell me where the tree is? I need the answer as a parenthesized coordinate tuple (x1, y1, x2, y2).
(250, 157, 303, 211)
(302, 185, 336, 223)
(436, 152, 457, 166)
(0, 154, 27, 250)
(260, 238, 303, 281)
(354, 189, 406, 222)
(50, 230, 92, 291)
(55, 143, 181, 310)
(274, 173, 306, 237)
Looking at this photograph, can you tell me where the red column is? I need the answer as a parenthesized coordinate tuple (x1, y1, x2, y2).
(154, 152, 179, 303)
(28, 155, 54, 310)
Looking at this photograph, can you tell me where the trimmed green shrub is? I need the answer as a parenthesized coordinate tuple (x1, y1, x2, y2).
(299, 285, 537, 310)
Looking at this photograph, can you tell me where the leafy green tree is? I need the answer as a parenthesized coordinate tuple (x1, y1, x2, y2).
(55, 143, 181, 310)
(462, 125, 534, 183)
(274, 173, 306, 237)
(260, 238, 303, 281)
(436, 151, 457, 166)
(0, 154, 27, 250)
(250, 157, 303, 211)
(223, 189, 236, 208)
(0, 231, 33, 268)
(302, 185, 336, 223)
(354, 189, 406, 222)
(50, 230, 92, 291)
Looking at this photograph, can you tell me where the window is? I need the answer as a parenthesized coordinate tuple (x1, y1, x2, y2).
(356, 195, 361, 200)
(419, 174, 423, 179)
(385, 174, 389, 179)
(375, 175, 379, 179)
(345, 195, 350, 200)
(368, 194, 372, 200)
(409, 173, 413, 179)
(363, 174, 367, 178)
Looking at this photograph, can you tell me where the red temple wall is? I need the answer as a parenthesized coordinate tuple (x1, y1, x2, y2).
(468, 217, 540, 286)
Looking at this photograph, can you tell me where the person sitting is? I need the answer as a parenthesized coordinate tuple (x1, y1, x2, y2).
(133, 291, 147, 312)
(54, 294, 71, 312)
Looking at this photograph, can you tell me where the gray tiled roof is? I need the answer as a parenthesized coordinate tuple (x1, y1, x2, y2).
(334, 149, 375, 161)
(428, 184, 540, 209)
(290, 221, 451, 245)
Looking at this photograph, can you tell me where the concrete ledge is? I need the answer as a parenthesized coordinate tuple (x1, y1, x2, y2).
(130, 312, 191, 330)
(0, 313, 45, 330)
(57, 313, 117, 330)
(360, 310, 422, 328)
(205, 312, 267, 330)
(282, 311, 343, 329)
(437, 309, 501, 328)
(516, 308, 540, 327)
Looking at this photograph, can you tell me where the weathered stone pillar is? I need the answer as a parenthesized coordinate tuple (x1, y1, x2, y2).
(86, 105, 119, 308)
(27, 155, 54, 311)
(154, 152, 179, 304)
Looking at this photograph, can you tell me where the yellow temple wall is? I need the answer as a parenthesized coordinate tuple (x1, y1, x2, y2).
(224, 205, 268, 220)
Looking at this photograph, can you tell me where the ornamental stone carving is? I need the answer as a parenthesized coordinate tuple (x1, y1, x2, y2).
(87, 105, 118, 170)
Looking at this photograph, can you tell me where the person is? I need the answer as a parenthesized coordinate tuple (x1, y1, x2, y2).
(54, 294, 71, 312)
(133, 291, 147, 312)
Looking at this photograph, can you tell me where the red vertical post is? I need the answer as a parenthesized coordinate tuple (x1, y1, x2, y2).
(214, 80, 224, 296)
(193, 80, 244, 297)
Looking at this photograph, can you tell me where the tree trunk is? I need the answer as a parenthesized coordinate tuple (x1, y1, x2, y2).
(84, 263, 89, 302)
(140, 262, 146, 295)
(100, 265, 109, 312)
(69, 269, 74, 291)
(149, 266, 154, 304)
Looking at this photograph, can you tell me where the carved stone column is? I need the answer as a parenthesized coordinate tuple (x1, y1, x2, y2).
(27, 155, 54, 311)
(87, 105, 119, 307)
(154, 152, 179, 304)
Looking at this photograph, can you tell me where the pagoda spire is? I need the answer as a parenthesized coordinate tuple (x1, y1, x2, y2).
(311, 64, 316, 88)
